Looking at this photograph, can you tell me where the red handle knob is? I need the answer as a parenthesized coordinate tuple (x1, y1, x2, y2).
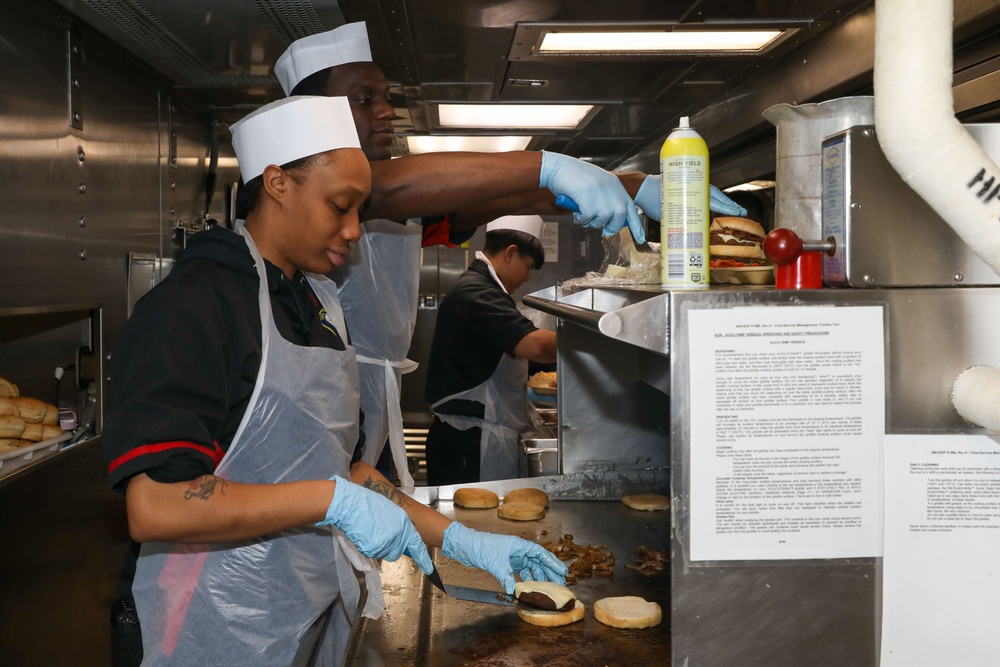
(763, 228, 804, 265)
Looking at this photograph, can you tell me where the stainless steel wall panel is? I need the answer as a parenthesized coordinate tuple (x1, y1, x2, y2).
(0, 1, 239, 663)
(557, 321, 671, 475)
(0, 1, 240, 352)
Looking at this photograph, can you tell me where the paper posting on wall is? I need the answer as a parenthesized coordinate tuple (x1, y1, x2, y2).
(881, 434, 1000, 667)
(688, 306, 884, 561)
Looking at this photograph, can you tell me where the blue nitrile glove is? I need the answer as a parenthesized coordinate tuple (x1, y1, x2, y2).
(554, 194, 646, 245)
(633, 176, 748, 220)
(710, 184, 747, 217)
(634, 175, 660, 221)
(441, 521, 568, 595)
(318, 475, 434, 574)
(540, 151, 643, 242)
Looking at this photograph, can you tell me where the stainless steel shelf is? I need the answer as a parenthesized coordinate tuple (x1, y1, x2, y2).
(524, 285, 671, 356)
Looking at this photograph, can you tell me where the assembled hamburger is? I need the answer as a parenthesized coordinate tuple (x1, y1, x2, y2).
(709, 217, 767, 268)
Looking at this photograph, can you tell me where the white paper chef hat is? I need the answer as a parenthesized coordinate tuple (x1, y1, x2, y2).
(274, 22, 373, 95)
(486, 215, 545, 240)
(230, 96, 361, 183)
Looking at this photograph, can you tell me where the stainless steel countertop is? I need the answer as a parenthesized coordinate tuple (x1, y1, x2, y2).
(346, 499, 671, 666)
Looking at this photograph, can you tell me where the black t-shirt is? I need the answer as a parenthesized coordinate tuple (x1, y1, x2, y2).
(424, 259, 537, 418)
(102, 226, 364, 494)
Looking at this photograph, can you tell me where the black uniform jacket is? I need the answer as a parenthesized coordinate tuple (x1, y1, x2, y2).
(102, 225, 364, 495)
(424, 258, 536, 419)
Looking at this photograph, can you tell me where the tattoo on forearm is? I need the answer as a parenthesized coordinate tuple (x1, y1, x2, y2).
(184, 475, 228, 501)
(363, 476, 406, 508)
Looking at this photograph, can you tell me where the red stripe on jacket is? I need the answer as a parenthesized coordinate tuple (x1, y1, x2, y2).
(107, 440, 226, 476)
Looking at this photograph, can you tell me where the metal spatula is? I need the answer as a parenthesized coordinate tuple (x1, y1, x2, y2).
(425, 566, 515, 606)
(555, 195, 657, 253)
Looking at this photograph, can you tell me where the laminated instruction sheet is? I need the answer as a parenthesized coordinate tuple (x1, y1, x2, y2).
(881, 434, 1000, 666)
(687, 305, 884, 561)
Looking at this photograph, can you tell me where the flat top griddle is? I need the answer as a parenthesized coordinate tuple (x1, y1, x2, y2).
(347, 499, 671, 666)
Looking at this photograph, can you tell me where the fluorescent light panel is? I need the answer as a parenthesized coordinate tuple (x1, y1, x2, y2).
(438, 104, 593, 129)
(406, 135, 532, 154)
(540, 29, 784, 54)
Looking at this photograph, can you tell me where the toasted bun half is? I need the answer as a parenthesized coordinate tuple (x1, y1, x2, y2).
(594, 596, 662, 629)
(517, 599, 585, 627)
(622, 493, 670, 511)
(454, 487, 500, 509)
(504, 487, 550, 508)
(498, 501, 545, 521)
(711, 217, 765, 239)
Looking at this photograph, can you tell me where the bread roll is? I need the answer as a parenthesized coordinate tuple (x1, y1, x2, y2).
(0, 396, 19, 417)
(622, 493, 670, 511)
(42, 404, 60, 426)
(453, 487, 500, 509)
(504, 487, 549, 508)
(16, 439, 35, 448)
(24, 422, 63, 441)
(0, 437, 21, 451)
(497, 501, 545, 521)
(0, 414, 26, 439)
(527, 371, 557, 388)
(0, 377, 19, 398)
(11, 397, 48, 424)
(593, 596, 662, 629)
(517, 599, 585, 627)
(21, 422, 44, 442)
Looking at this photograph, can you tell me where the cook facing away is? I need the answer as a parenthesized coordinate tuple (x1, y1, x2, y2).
(425, 215, 556, 485)
(101, 96, 566, 666)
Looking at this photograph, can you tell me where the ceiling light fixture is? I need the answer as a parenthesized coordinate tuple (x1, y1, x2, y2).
(510, 22, 807, 59)
(406, 135, 533, 154)
(438, 104, 594, 129)
(540, 30, 784, 54)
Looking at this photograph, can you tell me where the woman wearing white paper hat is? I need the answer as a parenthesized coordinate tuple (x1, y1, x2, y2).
(423, 215, 555, 484)
(103, 97, 566, 666)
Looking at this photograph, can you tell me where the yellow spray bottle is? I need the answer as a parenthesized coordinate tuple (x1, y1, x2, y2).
(660, 116, 710, 287)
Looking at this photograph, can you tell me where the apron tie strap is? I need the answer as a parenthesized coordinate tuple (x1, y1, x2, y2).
(356, 355, 417, 493)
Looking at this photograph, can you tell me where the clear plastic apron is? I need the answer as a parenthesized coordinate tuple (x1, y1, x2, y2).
(430, 255, 531, 481)
(132, 222, 383, 666)
(330, 219, 420, 492)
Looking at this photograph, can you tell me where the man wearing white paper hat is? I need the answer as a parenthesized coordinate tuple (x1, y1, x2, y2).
(423, 215, 556, 484)
(272, 22, 636, 494)
(104, 97, 567, 665)
(272, 23, 749, 490)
